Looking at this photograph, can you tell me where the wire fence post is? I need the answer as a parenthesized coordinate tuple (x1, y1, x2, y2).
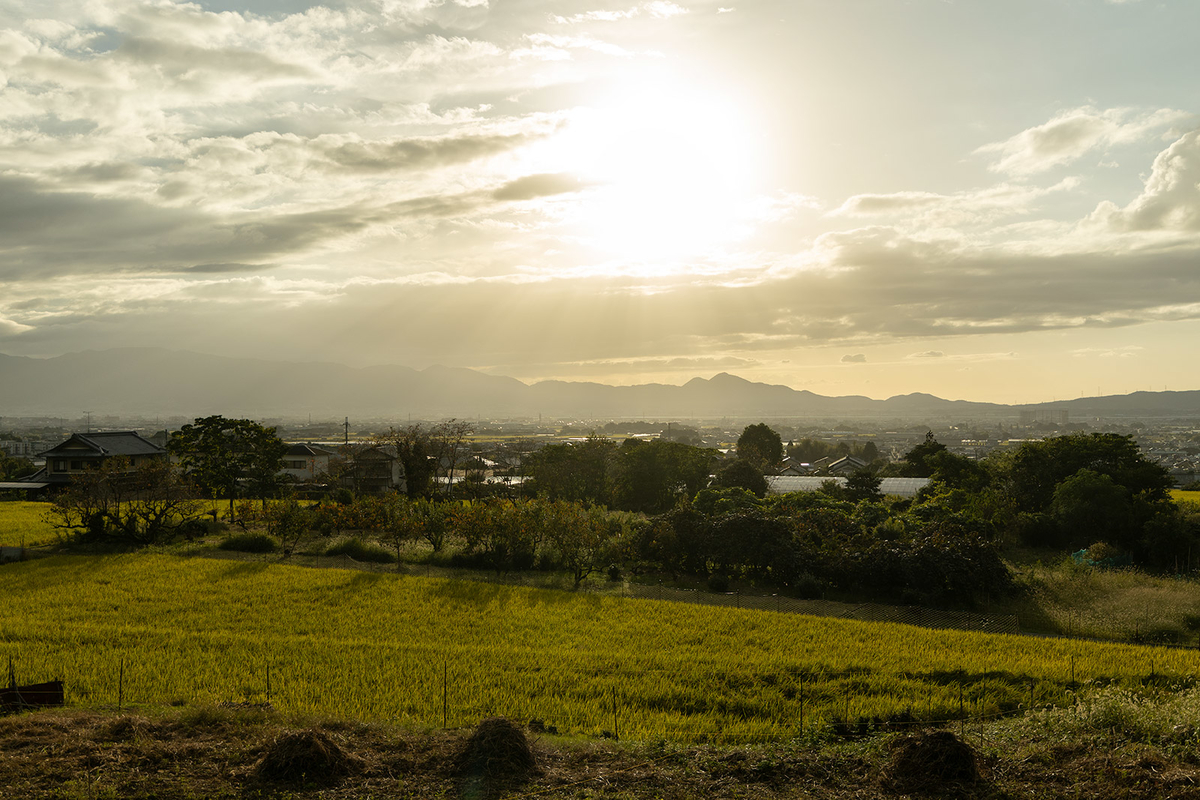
(958, 683, 964, 738)
(442, 659, 449, 729)
(118, 658, 124, 711)
(978, 700, 984, 749)
(799, 673, 805, 734)
(612, 687, 619, 742)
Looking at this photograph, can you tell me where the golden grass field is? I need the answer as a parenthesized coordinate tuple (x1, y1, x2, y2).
(0, 501, 60, 548)
(3, 552, 1198, 743)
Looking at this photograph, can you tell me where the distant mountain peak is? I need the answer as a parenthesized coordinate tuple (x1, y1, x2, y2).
(3, 347, 1199, 420)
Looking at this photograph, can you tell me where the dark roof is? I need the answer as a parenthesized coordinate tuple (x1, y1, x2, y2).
(41, 432, 167, 458)
(285, 443, 337, 457)
(356, 445, 398, 459)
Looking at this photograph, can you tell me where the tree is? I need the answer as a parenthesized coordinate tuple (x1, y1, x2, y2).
(430, 419, 476, 495)
(524, 435, 617, 505)
(999, 432, 1172, 514)
(47, 457, 203, 545)
(900, 431, 947, 477)
(375, 425, 435, 498)
(264, 498, 311, 555)
(736, 424, 783, 471)
(168, 416, 287, 518)
(788, 438, 838, 464)
(547, 502, 619, 588)
(925, 450, 991, 493)
(609, 438, 714, 513)
(711, 458, 768, 498)
(1048, 469, 1134, 551)
(454, 498, 534, 573)
(0, 454, 35, 481)
(844, 469, 883, 503)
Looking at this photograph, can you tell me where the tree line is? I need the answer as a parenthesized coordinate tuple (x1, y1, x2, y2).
(43, 413, 1200, 611)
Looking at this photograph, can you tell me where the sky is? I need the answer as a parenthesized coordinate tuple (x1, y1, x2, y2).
(1, 0, 1199, 405)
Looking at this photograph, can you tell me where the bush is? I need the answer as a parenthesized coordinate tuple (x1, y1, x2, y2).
(793, 572, 824, 600)
(325, 537, 396, 563)
(219, 532, 278, 553)
(707, 573, 730, 593)
(179, 517, 226, 540)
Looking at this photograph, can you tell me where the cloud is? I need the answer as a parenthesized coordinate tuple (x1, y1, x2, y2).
(112, 36, 316, 84)
(316, 131, 541, 173)
(645, 2, 689, 18)
(1071, 346, 1142, 358)
(493, 173, 585, 201)
(909, 351, 945, 359)
(552, 8, 641, 23)
(841, 353, 867, 363)
(830, 180, 1080, 227)
(0, 316, 33, 335)
(518, 33, 632, 58)
(183, 262, 279, 274)
(1090, 129, 1200, 232)
(551, 2, 688, 24)
(0, 175, 384, 279)
(977, 106, 1189, 175)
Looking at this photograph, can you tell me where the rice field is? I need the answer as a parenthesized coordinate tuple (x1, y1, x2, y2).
(0, 502, 59, 548)
(1172, 489, 1200, 506)
(2, 554, 1198, 743)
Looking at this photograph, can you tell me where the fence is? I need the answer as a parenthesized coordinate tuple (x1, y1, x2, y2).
(6, 553, 1192, 749)
(1, 642, 1175, 748)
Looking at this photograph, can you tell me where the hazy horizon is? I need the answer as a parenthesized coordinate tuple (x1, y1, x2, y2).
(2, 0, 1199, 406)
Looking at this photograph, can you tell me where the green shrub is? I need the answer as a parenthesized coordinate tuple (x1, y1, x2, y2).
(219, 532, 278, 553)
(707, 574, 730, 593)
(793, 572, 824, 600)
(325, 537, 396, 563)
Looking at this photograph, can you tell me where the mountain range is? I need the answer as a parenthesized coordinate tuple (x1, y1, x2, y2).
(2, 348, 1200, 422)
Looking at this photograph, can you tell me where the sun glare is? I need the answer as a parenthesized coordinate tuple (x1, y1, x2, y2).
(534, 76, 764, 265)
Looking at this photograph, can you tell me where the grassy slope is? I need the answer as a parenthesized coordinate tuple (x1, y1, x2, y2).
(3, 553, 1199, 744)
(0, 501, 59, 548)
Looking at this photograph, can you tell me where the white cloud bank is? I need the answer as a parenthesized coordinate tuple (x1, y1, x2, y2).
(977, 106, 1189, 176)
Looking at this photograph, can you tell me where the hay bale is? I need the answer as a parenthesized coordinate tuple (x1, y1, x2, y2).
(886, 730, 978, 791)
(254, 728, 355, 784)
(454, 717, 538, 789)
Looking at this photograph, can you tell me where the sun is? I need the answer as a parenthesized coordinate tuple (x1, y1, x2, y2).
(531, 73, 765, 266)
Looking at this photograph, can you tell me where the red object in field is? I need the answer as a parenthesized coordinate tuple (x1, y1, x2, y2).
(0, 680, 65, 711)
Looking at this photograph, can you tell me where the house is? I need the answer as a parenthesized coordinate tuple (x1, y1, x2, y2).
(345, 444, 406, 493)
(279, 443, 337, 483)
(39, 431, 168, 485)
(778, 457, 811, 476)
(766, 476, 930, 498)
(826, 455, 868, 476)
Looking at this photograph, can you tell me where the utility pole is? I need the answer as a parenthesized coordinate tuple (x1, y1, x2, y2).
(343, 417, 349, 445)
(85, 411, 92, 433)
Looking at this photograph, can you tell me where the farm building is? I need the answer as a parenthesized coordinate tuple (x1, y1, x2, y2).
(766, 476, 930, 498)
